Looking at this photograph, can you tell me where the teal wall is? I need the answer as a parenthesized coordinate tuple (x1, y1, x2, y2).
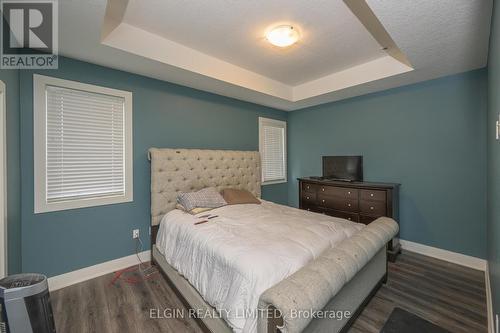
(4, 57, 491, 277)
(288, 70, 488, 259)
(18, 57, 287, 277)
(0, 69, 21, 274)
(487, 0, 500, 320)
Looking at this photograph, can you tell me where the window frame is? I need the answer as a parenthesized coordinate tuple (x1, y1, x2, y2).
(0, 81, 7, 277)
(33, 74, 133, 213)
(258, 117, 287, 185)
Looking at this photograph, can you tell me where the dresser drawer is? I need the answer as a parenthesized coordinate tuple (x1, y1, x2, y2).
(302, 204, 323, 214)
(301, 191, 317, 205)
(359, 200, 386, 216)
(302, 182, 317, 193)
(359, 214, 378, 225)
(318, 194, 359, 212)
(326, 209, 359, 223)
(360, 189, 386, 202)
(319, 186, 359, 199)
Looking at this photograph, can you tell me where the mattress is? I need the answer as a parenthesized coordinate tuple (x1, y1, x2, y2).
(155, 200, 364, 333)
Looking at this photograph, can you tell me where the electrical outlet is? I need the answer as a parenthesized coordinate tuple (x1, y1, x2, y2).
(132, 229, 139, 239)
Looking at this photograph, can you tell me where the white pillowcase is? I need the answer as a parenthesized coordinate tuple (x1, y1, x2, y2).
(176, 187, 227, 211)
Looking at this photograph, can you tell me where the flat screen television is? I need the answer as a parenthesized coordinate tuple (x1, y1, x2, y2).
(322, 156, 363, 182)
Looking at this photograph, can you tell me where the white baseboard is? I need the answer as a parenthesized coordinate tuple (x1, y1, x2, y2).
(486, 262, 495, 333)
(399, 239, 486, 271)
(48, 250, 151, 291)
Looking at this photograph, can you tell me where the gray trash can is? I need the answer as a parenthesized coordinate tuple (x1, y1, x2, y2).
(0, 273, 56, 333)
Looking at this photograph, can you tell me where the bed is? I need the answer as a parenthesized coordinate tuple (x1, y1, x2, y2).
(149, 148, 398, 333)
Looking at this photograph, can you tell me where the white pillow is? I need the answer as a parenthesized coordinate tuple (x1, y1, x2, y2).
(176, 187, 226, 211)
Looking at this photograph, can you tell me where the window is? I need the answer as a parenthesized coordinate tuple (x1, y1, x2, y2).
(34, 75, 133, 213)
(259, 117, 287, 185)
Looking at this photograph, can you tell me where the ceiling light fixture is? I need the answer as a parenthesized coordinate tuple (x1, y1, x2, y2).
(266, 25, 300, 47)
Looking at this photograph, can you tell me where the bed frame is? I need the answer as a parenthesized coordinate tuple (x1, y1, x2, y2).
(148, 148, 398, 333)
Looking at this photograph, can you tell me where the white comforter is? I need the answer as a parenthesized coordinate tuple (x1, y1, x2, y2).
(156, 200, 364, 333)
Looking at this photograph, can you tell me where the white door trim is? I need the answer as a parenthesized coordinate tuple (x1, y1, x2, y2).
(485, 263, 495, 333)
(0, 80, 6, 277)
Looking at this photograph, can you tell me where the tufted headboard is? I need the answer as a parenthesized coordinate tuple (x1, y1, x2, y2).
(149, 148, 261, 226)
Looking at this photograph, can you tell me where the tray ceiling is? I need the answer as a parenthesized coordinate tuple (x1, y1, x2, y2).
(58, 0, 492, 111)
(122, 0, 386, 85)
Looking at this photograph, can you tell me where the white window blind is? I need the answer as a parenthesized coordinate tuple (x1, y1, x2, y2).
(34, 75, 133, 213)
(46, 86, 125, 202)
(259, 117, 287, 184)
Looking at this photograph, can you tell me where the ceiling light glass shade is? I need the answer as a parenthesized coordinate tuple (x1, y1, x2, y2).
(266, 25, 299, 47)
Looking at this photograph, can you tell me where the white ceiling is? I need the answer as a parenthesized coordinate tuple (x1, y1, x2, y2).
(58, 0, 493, 111)
(122, 0, 385, 85)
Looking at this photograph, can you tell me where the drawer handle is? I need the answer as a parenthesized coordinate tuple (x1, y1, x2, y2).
(370, 193, 374, 197)
(370, 206, 374, 210)
(322, 188, 325, 192)
(322, 199, 325, 203)
(347, 203, 351, 207)
(348, 191, 351, 195)
(307, 208, 311, 211)
(306, 185, 310, 189)
(348, 217, 352, 221)
(306, 196, 310, 200)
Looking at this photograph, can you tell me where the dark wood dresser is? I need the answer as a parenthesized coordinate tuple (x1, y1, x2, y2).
(298, 177, 401, 261)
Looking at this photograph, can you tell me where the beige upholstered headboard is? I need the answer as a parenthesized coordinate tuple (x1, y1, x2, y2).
(149, 148, 261, 226)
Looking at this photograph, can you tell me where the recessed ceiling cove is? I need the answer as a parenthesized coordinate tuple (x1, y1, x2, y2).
(120, 0, 395, 86)
(59, 0, 492, 110)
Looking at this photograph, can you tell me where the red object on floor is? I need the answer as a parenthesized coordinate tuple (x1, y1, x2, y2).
(109, 265, 158, 286)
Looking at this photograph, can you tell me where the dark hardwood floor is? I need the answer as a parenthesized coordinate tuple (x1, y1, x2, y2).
(350, 251, 487, 333)
(51, 251, 488, 333)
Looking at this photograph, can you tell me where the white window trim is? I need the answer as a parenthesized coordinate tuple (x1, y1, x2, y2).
(259, 117, 287, 185)
(0, 81, 7, 277)
(33, 74, 133, 213)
